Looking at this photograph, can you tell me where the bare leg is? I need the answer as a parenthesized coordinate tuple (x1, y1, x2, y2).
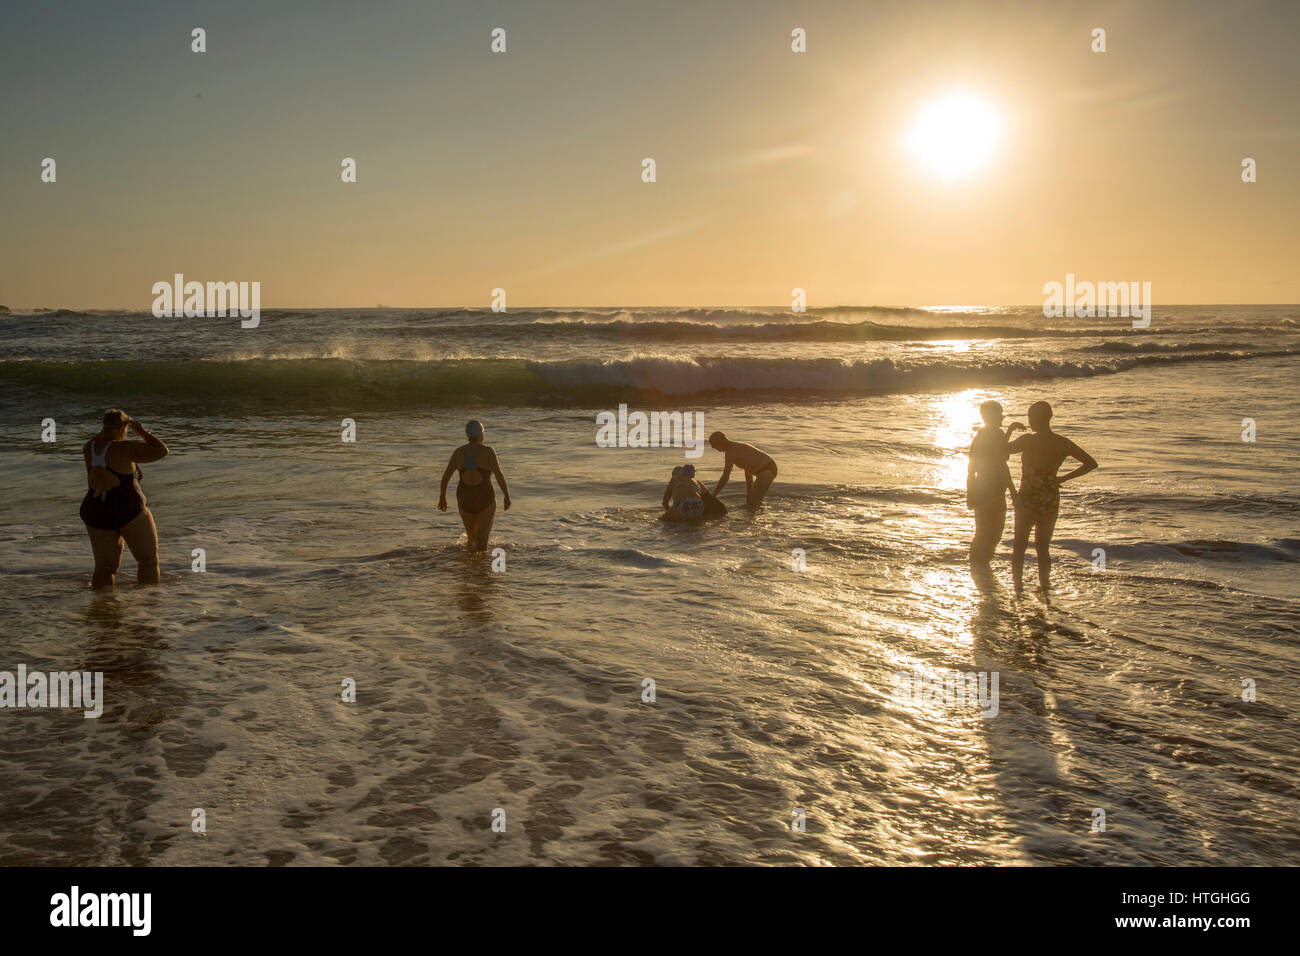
(748, 469, 776, 509)
(471, 501, 497, 552)
(1011, 507, 1033, 593)
(121, 507, 160, 584)
(1034, 509, 1059, 592)
(970, 501, 1006, 563)
(86, 526, 124, 590)
(458, 507, 478, 550)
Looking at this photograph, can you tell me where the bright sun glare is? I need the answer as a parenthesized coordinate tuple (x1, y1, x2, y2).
(907, 94, 1001, 183)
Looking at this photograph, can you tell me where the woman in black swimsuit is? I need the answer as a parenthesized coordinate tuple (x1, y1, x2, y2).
(438, 420, 512, 552)
(80, 409, 170, 589)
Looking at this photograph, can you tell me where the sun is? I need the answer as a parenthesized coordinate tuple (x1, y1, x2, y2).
(907, 94, 1001, 182)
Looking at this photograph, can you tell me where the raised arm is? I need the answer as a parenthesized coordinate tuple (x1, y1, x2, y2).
(124, 420, 169, 462)
(490, 450, 511, 510)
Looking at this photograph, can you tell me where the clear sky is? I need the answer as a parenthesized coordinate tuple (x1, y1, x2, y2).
(1, 0, 1296, 308)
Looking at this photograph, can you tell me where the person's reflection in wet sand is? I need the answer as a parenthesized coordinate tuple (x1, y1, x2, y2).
(968, 554, 1091, 863)
(69, 592, 182, 864)
(82, 592, 171, 709)
(969, 563, 1050, 671)
(453, 553, 500, 631)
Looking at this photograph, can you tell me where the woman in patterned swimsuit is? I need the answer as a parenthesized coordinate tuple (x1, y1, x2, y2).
(1006, 401, 1098, 593)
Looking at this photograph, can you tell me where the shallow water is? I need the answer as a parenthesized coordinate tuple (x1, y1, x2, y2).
(1, 306, 1297, 864)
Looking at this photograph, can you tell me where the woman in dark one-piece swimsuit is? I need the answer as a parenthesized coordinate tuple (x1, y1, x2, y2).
(80, 409, 171, 589)
(438, 420, 512, 553)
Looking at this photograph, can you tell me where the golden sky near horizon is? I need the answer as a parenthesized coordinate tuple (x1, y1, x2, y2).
(1, 0, 1296, 308)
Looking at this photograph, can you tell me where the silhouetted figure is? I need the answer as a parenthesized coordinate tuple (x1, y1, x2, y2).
(662, 464, 726, 521)
(708, 431, 777, 508)
(80, 409, 170, 588)
(1006, 401, 1097, 593)
(967, 400, 1018, 563)
(438, 420, 511, 552)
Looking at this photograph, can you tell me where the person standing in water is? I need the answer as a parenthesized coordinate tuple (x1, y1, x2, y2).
(1006, 401, 1097, 593)
(966, 400, 1020, 564)
(708, 431, 778, 509)
(80, 409, 170, 589)
(438, 420, 511, 552)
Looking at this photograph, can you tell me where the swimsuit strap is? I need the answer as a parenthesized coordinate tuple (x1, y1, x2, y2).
(461, 444, 481, 473)
(89, 439, 113, 468)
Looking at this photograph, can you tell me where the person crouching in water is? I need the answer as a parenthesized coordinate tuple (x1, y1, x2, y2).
(708, 431, 777, 509)
(966, 400, 1019, 564)
(662, 464, 726, 521)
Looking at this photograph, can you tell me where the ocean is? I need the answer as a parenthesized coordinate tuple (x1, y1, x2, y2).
(0, 304, 1297, 865)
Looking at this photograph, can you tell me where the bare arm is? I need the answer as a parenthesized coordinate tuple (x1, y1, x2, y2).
(125, 420, 169, 462)
(1058, 440, 1097, 485)
(966, 440, 978, 502)
(662, 481, 674, 509)
(438, 451, 459, 511)
(491, 450, 511, 510)
(713, 457, 733, 496)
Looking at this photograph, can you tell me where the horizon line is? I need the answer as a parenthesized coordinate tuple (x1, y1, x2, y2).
(5, 302, 1299, 312)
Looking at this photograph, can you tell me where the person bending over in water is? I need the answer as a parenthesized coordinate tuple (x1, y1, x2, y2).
(708, 431, 778, 508)
(438, 419, 511, 552)
(80, 409, 170, 589)
(662, 464, 726, 521)
(967, 400, 1019, 564)
(1006, 401, 1097, 593)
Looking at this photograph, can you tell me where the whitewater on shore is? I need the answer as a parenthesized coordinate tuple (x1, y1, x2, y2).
(1, 304, 1296, 864)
